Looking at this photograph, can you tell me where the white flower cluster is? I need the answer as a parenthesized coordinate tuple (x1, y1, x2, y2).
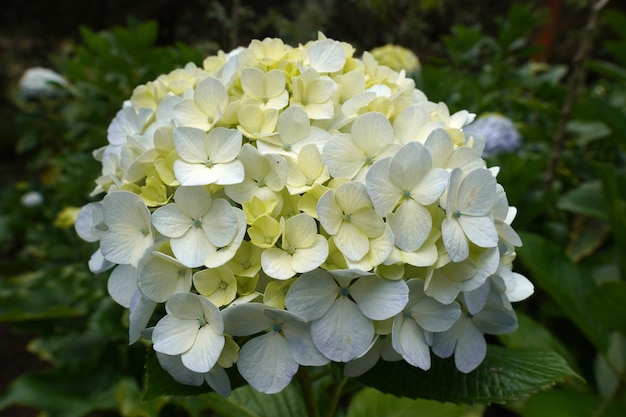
(75, 34, 533, 396)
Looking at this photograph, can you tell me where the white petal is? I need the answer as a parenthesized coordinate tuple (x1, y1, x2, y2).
(129, 294, 157, 344)
(292, 236, 329, 273)
(205, 366, 231, 397)
(442, 217, 469, 262)
(138, 254, 191, 303)
(458, 216, 498, 248)
(322, 134, 365, 179)
(151, 203, 192, 238)
(388, 142, 431, 192)
(171, 227, 214, 268)
(206, 127, 242, 163)
(454, 319, 487, 373)
(174, 127, 208, 163)
(181, 325, 225, 373)
(389, 200, 432, 252)
(349, 275, 409, 320)
(237, 331, 298, 394)
(506, 272, 534, 302)
(75, 202, 105, 242)
(285, 269, 339, 320)
(107, 264, 138, 308)
(392, 315, 431, 370)
(350, 112, 394, 156)
(457, 169, 496, 216)
(410, 298, 461, 332)
(156, 352, 204, 386)
(261, 248, 296, 280)
(153, 316, 199, 355)
(308, 39, 346, 73)
(311, 297, 374, 362)
(222, 303, 274, 336)
(365, 158, 398, 216)
(203, 199, 239, 247)
(283, 321, 330, 366)
(412, 168, 449, 205)
(334, 222, 370, 261)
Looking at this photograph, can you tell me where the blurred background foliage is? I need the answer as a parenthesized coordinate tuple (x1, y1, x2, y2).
(1, 0, 626, 416)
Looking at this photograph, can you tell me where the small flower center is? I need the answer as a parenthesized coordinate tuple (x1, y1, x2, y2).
(364, 155, 374, 165)
(340, 287, 350, 297)
(286, 245, 296, 255)
(403, 190, 411, 199)
(453, 210, 462, 219)
(404, 310, 413, 318)
(193, 218, 202, 228)
(343, 213, 352, 222)
(205, 159, 215, 168)
(242, 261, 251, 269)
(273, 323, 282, 332)
(139, 227, 149, 236)
(219, 281, 228, 290)
(257, 178, 266, 187)
(283, 143, 292, 151)
(198, 316, 208, 327)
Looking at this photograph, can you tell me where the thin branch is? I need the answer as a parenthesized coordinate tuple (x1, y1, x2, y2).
(324, 376, 348, 417)
(297, 367, 321, 417)
(543, 0, 611, 190)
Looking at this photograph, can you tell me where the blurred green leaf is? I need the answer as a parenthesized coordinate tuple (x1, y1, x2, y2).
(556, 181, 607, 220)
(346, 387, 483, 417)
(517, 232, 609, 350)
(587, 282, 626, 335)
(199, 384, 306, 417)
(0, 362, 120, 417)
(594, 164, 626, 276)
(523, 389, 625, 417)
(359, 346, 577, 405)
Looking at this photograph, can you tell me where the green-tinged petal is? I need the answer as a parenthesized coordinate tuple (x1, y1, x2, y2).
(101, 226, 153, 267)
(442, 217, 469, 263)
(174, 127, 208, 163)
(240, 67, 266, 99)
(285, 269, 339, 321)
(389, 200, 432, 252)
(107, 264, 138, 308)
(335, 181, 374, 212)
(204, 209, 247, 268)
(262, 247, 296, 280)
(311, 297, 374, 362)
(349, 275, 409, 320)
(193, 267, 237, 307)
(424, 128, 454, 168)
(237, 331, 298, 394)
(181, 325, 225, 373)
(152, 316, 199, 355)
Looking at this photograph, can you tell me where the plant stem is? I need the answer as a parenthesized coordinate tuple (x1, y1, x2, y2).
(543, 0, 610, 190)
(297, 367, 320, 417)
(324, 376, 348, 417)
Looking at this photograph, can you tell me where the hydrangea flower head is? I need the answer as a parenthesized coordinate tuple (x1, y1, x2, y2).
(76, 34, 530, 394)
(463, 113, 522, 157)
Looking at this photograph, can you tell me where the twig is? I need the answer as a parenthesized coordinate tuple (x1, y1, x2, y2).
(543, 0, 611, 190)
(324, 376, 348, 417)
(297, 367, 320, 417)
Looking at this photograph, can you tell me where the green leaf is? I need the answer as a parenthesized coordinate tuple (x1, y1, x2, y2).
(594, 165, 626, 276)
(346, 387, 482, 417)
(587, 282, 626, 335)
(499, 312, 579, 373)
(516, 232, 609, 350)
(556, 181, 608, 220)
(523, 389, 625, 417)
(199, 384, 307, 417)
(359, 346, 577, 405)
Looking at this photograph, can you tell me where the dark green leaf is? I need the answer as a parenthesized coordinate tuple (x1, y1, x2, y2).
(200, 384, 307, 417)
(359, 346, 577, 405)
(516, 232, 608, 350)
(587, 282, 626, 335)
